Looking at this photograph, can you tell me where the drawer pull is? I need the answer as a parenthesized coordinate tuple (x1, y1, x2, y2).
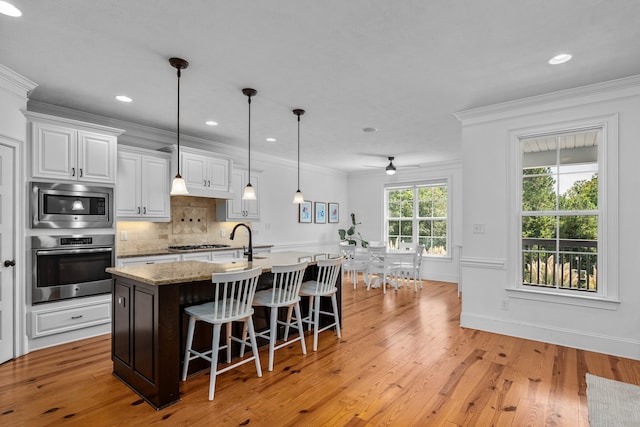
(71, 315, 83, 320)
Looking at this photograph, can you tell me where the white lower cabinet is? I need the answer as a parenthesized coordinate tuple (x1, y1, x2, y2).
(31, 299, 112, 338)
(117, 254, 181, 267)
(181, 250, 241, 262)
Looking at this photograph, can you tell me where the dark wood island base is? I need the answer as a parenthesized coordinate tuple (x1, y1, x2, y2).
(108, 252, 342, 409)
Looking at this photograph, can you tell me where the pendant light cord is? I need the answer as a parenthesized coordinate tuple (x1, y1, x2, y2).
(247, 94, 251, 177)
(176, 68, 181, 176)
(297, 114, 300, 190)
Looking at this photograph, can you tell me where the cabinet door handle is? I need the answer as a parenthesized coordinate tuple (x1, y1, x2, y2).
(79, 168, 83, 177)
(143, 207, 146, 214)
(138, 207, 141, 214)
(71, 167, 75, 177)
(118, 296, 126, 308)
(204, 180, 207, 186)
(207, 180, 211, 187)
(71, 315, 83, 320)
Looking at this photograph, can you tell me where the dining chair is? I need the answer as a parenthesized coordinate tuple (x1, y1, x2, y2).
(242, 262, 308, 371)
(396, 244, 425, 291)
(366, 245, 402, 293)
(297, 257, 343, 351)
(339, 242, 368, 288)
(181, 266, 263, 401)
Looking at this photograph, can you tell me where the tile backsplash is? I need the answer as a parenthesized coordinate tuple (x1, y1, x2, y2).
(116, 196, 247, 253)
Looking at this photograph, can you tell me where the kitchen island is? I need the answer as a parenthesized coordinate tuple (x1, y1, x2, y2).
(106, 251, 342, 409)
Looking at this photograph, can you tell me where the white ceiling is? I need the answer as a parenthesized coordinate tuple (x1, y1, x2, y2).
(2, 0, 639, 172)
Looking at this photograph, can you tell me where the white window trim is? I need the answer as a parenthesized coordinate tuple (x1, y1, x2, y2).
(506, 114, 619, 304)
(383, 177, 451, 259)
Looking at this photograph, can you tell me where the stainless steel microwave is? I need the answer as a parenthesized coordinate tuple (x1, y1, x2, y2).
(31, 182, 113, 228)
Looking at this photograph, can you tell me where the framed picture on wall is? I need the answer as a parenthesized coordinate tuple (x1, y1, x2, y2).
(328, 202, 339, 223)
(299, 201, 312, 223)
(315, 202, 327, 223)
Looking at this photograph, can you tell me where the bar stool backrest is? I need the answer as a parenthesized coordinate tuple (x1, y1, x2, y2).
(313, 257, 343, 294)
(269, 262, 308, 305)
(210, 267, 262, 321)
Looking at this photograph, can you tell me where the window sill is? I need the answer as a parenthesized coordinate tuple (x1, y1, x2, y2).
(506, 288, 620, 311)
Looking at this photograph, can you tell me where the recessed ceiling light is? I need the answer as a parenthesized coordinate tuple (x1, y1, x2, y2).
(548, 53, 572, 65)
(363, 127, 378, 133)
(115, 95, 132, 103)
(205, 120, 218, 126)
(266, 137, 276, 142)
(0, 1, 22, 17)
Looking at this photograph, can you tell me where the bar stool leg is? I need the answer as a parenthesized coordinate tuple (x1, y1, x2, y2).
(294, 302, 307, 355)
(246, 317, 262, 378)
(208, 324, 222, 401)
(181, 316, 196, 381)
(268, 307, 277, 371)
(331, 294, 341, 339)
(313, 296, 321, 351)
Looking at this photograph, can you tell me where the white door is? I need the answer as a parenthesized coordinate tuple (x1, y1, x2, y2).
(0, 144, 15, 364)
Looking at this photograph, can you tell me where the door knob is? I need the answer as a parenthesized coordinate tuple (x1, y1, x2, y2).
(4, 260, 15, 267)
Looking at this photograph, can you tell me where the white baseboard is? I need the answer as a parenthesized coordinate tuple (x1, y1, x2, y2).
(461, 312, 640, 361)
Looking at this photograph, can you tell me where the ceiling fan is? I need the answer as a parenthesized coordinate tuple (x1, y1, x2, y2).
(364, 156, 422, 175)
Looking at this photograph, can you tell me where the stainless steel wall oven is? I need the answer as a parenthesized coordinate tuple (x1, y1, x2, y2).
(31, 235, 115, 304)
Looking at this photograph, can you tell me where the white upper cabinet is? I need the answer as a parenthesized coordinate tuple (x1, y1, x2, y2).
(117, 147, 170, 221)
(177, 147, 232, 198)
(217, 168, 260, 221)
(27, 112, 123, 184)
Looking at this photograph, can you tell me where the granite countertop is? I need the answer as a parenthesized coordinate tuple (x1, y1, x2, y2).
(106, 251, 340, 285)
(116, 244, 273, 259)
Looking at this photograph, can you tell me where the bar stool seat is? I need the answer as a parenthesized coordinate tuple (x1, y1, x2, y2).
(181, 266, 263, 401)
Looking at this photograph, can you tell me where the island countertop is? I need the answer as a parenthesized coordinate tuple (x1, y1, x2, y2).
(106, 251, 340, 286)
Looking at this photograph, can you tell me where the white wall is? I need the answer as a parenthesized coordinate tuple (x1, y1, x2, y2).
(456, 75, 640, 360)
(347, 162, 463, 283)
(250, 156, 348, 253)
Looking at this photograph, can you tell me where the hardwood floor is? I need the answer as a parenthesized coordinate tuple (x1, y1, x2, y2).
(1, 278, 639, 426)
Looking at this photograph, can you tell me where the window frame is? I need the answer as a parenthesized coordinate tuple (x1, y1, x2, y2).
(384, 179, 450, 258)
(507, 115, 619, 306)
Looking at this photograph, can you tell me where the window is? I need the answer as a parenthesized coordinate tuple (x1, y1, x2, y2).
(520, 128, 600, 293)
(385, 182, 448, 256)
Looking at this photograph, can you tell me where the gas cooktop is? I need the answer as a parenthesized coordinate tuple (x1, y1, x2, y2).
(168, 244, 231, 251)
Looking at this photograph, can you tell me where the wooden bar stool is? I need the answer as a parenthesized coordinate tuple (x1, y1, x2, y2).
(243, 262, 308, 371)
(181, 266, 263, 401)
(297, 257, 343, 351)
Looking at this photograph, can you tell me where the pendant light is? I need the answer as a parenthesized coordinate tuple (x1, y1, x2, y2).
(292, 108, 305, 204)
(385, 156, 397, 175)
(169, 57, 189, 195)
(242, 88, 257, 200)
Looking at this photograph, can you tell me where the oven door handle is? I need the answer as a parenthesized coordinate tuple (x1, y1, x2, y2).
(35, 247, 113, 256)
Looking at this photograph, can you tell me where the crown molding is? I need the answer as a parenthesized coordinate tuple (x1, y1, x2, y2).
(453, 74, 640, 126)
(0, 64, 38, 97)
(27, 101, 345, 175)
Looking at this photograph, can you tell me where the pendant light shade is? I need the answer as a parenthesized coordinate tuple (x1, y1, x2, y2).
(292, 108, 305, 204)
(385, 156, 397, 175)
(169, 57, 189, 196)
(242, 88, 257, 200)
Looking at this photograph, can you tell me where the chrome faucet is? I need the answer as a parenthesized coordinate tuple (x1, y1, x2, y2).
(230, 223, 253, 261)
